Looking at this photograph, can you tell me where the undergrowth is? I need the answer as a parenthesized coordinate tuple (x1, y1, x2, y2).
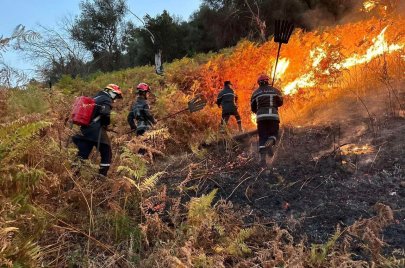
(0, 14, 404, 267)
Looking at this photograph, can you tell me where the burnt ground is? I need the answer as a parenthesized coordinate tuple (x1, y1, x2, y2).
(153, 115, 405, 258)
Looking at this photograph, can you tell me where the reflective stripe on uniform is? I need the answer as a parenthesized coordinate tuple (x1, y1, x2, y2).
(100, 163, 110, 167)
(256, 114, 280, 120)
(252, 93, 277, 104)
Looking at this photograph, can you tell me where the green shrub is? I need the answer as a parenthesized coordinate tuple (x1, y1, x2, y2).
(7, 88, 49, 117)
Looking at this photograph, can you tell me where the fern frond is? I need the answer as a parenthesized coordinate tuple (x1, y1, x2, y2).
(117, 165, 145, 180)
(310, 227, 341, 265)
(122, 176, 140, 192)
(139, 172, 165, 193)
(226, 228, 254, 256)
(0, 120, 52, 164)
(143, 127, 170, 141)
(188, 189, 218, 225)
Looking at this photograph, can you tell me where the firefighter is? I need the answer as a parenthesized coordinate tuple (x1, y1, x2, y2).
(72, 84, 122, 177)
(217, 80, 242, 132)
(127, 82, 156, 136)
(251, 74, 283, 166)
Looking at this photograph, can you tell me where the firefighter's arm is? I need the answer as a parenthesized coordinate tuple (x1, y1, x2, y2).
(99, 102, 111, 126)
(144, 104, 156, 124)
(216, 92, 223, 107)
(127, 111, 137, 130)
(250, 95, 257, 114)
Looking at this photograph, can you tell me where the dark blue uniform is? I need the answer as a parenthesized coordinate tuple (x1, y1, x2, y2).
(127, 96, 156, 136)
(216, 85, 242, 130)
(72, 91, 113, 176)
(251, 85, 283, 153)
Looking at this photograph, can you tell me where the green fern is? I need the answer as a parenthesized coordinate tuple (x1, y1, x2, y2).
(119, 147, 147, 178)
(121, 171, 164, 194)
(14, 166, 46, 193)
(0, 227, 42, 267)
(0, 119, 52, 163)
(139, 172, 164, 193)
(117, 166, 146, 181)
(310, 227, 341, 265)
(225, 228, 254, 256)
(188, 189, 218, 229)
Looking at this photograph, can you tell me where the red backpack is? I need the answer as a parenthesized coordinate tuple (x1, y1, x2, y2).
(70, 96, 96, 126)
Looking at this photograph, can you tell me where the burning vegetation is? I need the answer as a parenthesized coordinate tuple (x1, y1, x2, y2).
(0, 1, 404, 267)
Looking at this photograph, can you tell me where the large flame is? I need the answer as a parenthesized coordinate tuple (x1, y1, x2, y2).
(283, 26, 404, 95)
(363, 0, 377, 12)
(271, 58, 290, 81)
(338, 27, 403, 69)
(198, 13, 405, 128)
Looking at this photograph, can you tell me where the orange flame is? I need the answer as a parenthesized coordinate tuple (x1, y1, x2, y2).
(363, 1, 377, 12)
(283, 26, 404, 95)
(250, 113, 257, 126)
(270, 58, 290, 81)
(197, 13, 405, 129)
(337, 27, 403, 69)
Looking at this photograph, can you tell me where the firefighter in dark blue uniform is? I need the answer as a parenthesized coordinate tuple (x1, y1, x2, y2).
(217, 80, 242, 132)
(127, 83, 156, 136)
(72, 84, 122, 177)
(251, 74, 283, 166)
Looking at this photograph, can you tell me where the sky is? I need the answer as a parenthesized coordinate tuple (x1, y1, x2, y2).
(0, 0, 202, 74)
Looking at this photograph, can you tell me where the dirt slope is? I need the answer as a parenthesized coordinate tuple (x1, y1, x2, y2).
(153, 88, 405, 259)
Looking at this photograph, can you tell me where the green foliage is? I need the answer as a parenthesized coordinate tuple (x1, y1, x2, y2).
(0, 227, 42, 268)
(187, 189, 218, 232)
(225, 228, 254, 257)
(118, 147, 147, 179)
(55, 74, 89, 95)
(310, 227, 341, 266)
(139, 172, 164, 193)
(118, 147, 164, 193)
(70, 0, 127, 72)
(193, 253, 215, 268)
(0, 119, 52, 163)
(112, 212, 142, 243)
(7, 88, 49, 117)
(14, 166, 46, 193)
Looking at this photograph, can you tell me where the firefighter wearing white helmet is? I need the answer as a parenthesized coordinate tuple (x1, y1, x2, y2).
(127, 82, 156, 136)
(72, 83, 122, 177)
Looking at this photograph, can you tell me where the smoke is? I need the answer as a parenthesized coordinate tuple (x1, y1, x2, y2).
(258, 0, 360, 30)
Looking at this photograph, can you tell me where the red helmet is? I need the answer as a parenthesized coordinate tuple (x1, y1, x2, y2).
(257, 74, 270, 84)
(105, 83, 122, 99)
(136, 83, 150, 92)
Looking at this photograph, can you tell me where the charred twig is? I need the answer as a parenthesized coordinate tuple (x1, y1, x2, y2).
(226, 172, 250, 200)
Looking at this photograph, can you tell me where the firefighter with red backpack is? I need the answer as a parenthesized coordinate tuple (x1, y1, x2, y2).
(72, 84, 123, 177)
(127, 82, 156, 136)
(251, 74, 283, 166)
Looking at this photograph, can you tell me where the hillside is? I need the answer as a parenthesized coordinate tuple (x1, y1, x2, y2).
(1, 13, 405, 268)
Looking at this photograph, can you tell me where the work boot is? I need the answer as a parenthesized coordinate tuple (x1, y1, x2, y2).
(95, 173, 108, 181)
(238, 123, 243, 132)
(99, 165, 109, 178)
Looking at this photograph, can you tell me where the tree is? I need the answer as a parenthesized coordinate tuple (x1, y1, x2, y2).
(125, 11, 190, 66)
(22, 23, 90, 84)
(0, 25, 39, 87)
(70, 0, 128, 72)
